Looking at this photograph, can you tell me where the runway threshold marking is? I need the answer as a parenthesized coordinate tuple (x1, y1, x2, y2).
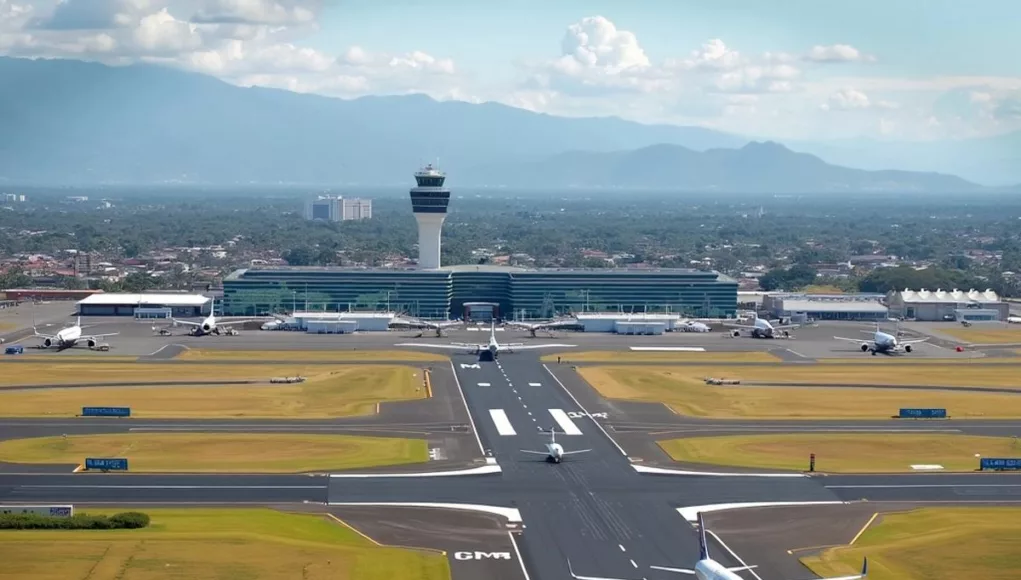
(548, 409, 583, 435)
(490, 409, 517, 436)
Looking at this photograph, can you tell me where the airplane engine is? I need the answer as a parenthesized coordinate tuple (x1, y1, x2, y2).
(782, 330, 790, 337)
(731, 329, 741, 337)
(904, 344, 913, 353)
(87, 339, 97, 348)
(203, 324, 212, 333)
(43, 338, 52, 348)
(860, 343, 869, 352)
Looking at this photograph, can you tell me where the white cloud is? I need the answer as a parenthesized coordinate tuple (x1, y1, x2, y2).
(559, 15, 649, 71)
(805, 44, 874, 63)
(192, 0, 317, 26)
(666, 38, 742, 71)
(821, 87, 871, 110)
(132, 8, 201, 53)
(33, 0, 152, 30)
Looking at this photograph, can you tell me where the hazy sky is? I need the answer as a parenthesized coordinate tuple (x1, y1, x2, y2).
(2, 0, 1019, 141)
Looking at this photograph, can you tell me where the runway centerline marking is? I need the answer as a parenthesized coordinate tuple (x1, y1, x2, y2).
(548, 409, 582, 435)
(619, 544, 626, 552)
(490, 409, 517, 436)
(529, 382, 542, 387)
(477, 382, 491, 387)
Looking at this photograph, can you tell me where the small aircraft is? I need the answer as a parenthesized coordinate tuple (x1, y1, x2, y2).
(504, 317, 578, 337)
(33, 316, 118, 350)
(835, 323, 928, 355)
(647, 512, 868, 580)
(396, 321, 574, 361)
(723, 315, 797, 338)
(521, 427, 591, 463)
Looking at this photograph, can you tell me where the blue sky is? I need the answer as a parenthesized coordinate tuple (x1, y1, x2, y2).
(1, 0, 1018, 141)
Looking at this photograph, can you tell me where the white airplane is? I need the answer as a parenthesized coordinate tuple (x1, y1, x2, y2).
(724, 316, 797, 338)
(647, 512, 868, 580)
(1007, 316, 1021, 324)
(505, 317, 578, 337)
(396, 321, 574, 361)
(170, 303, 262, 337)
(391, 314, 462, 337)
(835, 324, 928, 355)
(521, 427, 591, 463)
(33, 316, 118, 350)
(678, 320, 712, 333)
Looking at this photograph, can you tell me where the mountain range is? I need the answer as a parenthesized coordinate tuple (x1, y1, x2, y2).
(0, 56, 1014, 192)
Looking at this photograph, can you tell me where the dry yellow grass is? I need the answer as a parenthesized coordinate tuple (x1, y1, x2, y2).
(0, 508, 450, 580)
(941, 327, 1021, 344)
(802, 507, 1021, 580)
(579, 366, 1021, 419)
(0, 361, 427, 388)
(176, 349, 448, 362)
(540, 351, 781, 363)
(658, 433, 1013, 472)
(0, 433, 428, 472)
(0, 365, 424, 418)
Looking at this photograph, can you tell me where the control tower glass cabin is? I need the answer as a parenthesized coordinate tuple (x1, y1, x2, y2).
(409, 164, 451, 270)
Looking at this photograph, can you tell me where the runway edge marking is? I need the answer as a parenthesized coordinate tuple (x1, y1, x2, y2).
(450, 359, 486, 456)
(327, 502, 522, 523)
(543, 364, 627, 457)
(676, 502, 848, 522)
(326, 513, 448, 556)
(508, 531, 532, 580)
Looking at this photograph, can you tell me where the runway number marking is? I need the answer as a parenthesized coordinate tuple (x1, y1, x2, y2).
(454, 551, 512, 560)
(567, 411, 607, 420)
(460, 363, 481, 369)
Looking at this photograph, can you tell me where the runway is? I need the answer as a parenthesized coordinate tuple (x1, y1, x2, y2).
(2, 318, 1021, 579)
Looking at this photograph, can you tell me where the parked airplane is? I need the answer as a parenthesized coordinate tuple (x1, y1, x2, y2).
(1008, 316, 1021, 324)
(835, 324, 928, 355)
(678, 320, 712, 333)
(505, 317, 578, 337)
(34, 316, 118, 350)
(170, 303, 262, 337)
(521, 428, 591, 463)
(396, 322, 574, 361)
(724, 316, 797, 338)
(648, 512, 868, 580)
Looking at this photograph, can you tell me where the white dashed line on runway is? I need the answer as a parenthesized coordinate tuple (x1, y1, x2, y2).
(528, 382, 541, 387)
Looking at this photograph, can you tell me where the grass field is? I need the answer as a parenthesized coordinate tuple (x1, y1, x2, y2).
(657, 433, 1017, 472)
(0, 507, 450, 580)
(578, 367, 1021, 419)
(539, 351, 782, 363)
(941, 327, 1021, 344)
(0, 361, 426, 388)
(0, 433, 428, 472)
(802, 507, 1021, 580)
(176, 349, 448, 362)
(0, 365, 424, 418)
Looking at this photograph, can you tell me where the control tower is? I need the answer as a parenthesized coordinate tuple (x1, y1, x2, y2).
(409, 164, 450, 270)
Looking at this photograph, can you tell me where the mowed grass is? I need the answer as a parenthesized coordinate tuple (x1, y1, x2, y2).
(657, 433, 1015, 472)
(802, 508, 1021, 580)
(540, 351, 781, 363)
(578, 367, 1021, 419)
(0, 366, 424, 418)
(176, 349, 448, 362)
(0, 361, 418, 388)
(941, 327, 1021, 344)
(0, 433, 428, 472)
(0, 507, 450, 580)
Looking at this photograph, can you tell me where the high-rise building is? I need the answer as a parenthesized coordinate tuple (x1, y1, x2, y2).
(409, 164, 450, 270)
(304, 196, 372, 222)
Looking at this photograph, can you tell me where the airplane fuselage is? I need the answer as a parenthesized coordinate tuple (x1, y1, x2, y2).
(696, 559, 744, 580)
(46, 325, 82, 348)
(547, 443, 565, 463)
(860, 331, 911, 354)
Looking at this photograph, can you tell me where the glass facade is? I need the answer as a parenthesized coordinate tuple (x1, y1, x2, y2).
(223, 267, 738, 319)
(409, 189, 450, 213)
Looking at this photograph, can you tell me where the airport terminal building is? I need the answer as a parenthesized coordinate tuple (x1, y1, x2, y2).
(221, 265, 738, 320)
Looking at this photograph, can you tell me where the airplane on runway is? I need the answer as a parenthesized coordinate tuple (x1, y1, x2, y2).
(723, 315, 797, 339)
(395, 321, 574, 361)
(169, 302, 262, 336)
(504, 316, 578, 337)
(520, 427, 590, 463)
(834, 323, 928, 355)
(647, 512, 868, 580)
(33, 316, 118, 350)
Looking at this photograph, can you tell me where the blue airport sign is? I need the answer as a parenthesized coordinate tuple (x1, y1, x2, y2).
(898, 408, 947, 419)
(81, 407, 131, 417)
(980, 458, 1021, 471)
(84, 458, 128, 471)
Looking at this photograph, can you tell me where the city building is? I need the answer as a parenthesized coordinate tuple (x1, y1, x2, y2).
(222, 166, 737, 319)
(76, 293, 210, 317)
(304, 196, 372, 222)
(72, 252, 91, 277)
(410, 164, 450, 269)
(887, 288, 1007, 322)
(2, 193, 25, 202)
(763, 293, 889, 321)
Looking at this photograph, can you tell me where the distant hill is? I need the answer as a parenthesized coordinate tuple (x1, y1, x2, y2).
(0, 57, 745, 186)
(462, 141, 987, 193)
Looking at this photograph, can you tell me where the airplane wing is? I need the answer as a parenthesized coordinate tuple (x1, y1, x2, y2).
(834, 336, 867, 343)
(562, 449, 592, 455)
(503, 343, 576, 350)
(771, 324, 799, 331)
(649, 565, 695, 574)
(722, 322, 753, 329)
(173, 319, 202, 327)
(82, 333, 118, 340)
(520, 450, 549, 455)
(394, 342, 480, 351)
(218, 318, 260, 325)
(898, 338, 929, 345)
(32, 329, 57, 340)
(567, 559, 644, 580)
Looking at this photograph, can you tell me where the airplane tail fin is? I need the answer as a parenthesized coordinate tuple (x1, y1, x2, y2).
(697, 512, 709, 560)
